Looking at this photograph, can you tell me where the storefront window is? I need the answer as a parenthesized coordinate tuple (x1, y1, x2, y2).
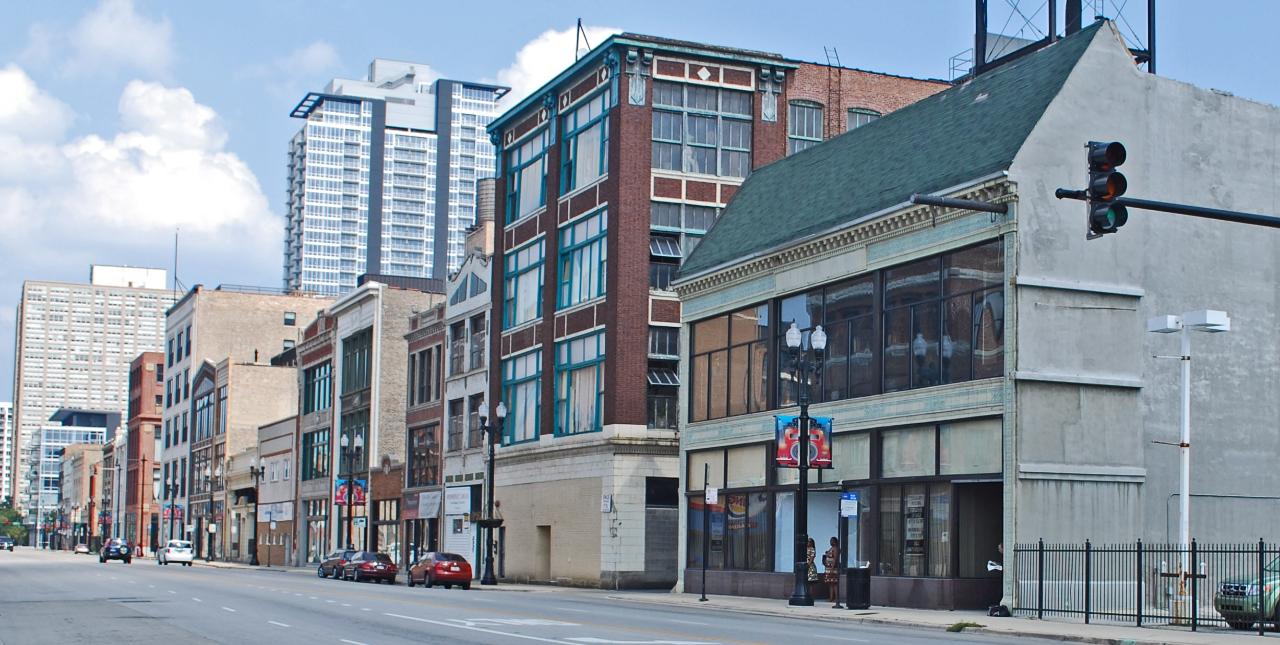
(881, 425, 936, 478)
(687, 449, 725, 491)
(725, 445, 765, 488)
(939, 419, 1002, 475)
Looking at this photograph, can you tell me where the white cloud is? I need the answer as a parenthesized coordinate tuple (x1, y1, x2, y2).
(495, 25, 622, 105)
(22, 0, 174, 78)
(0, 64, 75, 140)
(0, 67, 279, 297)
(237, 41, 345, 103)
(277, 41, 342, 77)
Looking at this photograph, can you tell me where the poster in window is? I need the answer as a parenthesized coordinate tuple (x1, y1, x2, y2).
(774, 415, 833, 469)
(904, 493, 926, 555)
(333, 478, 367, 505)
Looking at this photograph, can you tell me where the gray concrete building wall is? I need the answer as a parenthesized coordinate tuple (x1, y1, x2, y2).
(1007, 23, 1280, 545)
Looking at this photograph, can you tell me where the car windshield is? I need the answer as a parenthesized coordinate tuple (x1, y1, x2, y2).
(109, 539, 126, 546)
(437, 553, 466, 562)
(1267, 556, 1280, 573)
(375, 553, 392, 563)
(168, 541, 191, 548)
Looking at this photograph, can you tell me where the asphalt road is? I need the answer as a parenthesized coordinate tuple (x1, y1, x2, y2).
(0, 547, 1052, 645)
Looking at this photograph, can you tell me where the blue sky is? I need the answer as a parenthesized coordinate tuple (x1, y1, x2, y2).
(1, 0, 1277, 396)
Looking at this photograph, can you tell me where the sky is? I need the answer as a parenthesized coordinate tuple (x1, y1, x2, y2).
(1, 0, 1278, 397)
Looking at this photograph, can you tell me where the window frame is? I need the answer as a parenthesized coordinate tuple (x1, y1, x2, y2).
(651, 80, 752, 178)
(501, 349, 542, 445)
(503, 239, 545, 329)
(560, 88, 612, 193)
(505, 129, 550, 224)
(557, 208, 608, 309)
(554, 330, 606, 437)
(787, 100, 824, 155)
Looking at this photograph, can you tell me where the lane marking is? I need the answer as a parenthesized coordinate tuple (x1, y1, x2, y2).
(555, 607, 593, 614)
(383, 613, 575, 644)
(326, 599, 336, 603)
(812, 636, 870, 643)
(661, 619, 710, 626)
(339, 640, 368, 645)
(167, 590, 176, 595)
(360, 608, 371, 612)
(341, 603, 352, 607)
(267, 621, 290, 628)
(565, 640, 719, 645)
(148, 585, 155, 589)
(221, 606, 237, 613)
(309, 596, 318, 600)
(192, 597, 202, 602)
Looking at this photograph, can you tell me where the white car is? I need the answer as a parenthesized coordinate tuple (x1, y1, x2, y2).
(159, 539, 194, 566)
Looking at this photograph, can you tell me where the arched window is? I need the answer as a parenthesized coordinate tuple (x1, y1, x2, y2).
(847, 108, 881, 131)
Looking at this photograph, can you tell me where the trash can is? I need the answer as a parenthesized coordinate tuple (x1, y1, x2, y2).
(845, 565, 871, 610)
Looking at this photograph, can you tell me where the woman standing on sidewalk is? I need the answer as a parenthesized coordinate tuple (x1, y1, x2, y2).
(806, 538, 819, 585)
(823, 537, 840, 602)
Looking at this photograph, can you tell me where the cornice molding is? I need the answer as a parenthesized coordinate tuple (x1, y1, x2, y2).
(676, 180, 1015, 298)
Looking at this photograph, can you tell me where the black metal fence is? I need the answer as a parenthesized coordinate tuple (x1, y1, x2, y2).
(1014, 539, 1280, 636)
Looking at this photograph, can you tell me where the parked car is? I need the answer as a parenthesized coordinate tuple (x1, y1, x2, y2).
(0, 536, 15, 551)
(99, 538, 132, 564)
(317, 549, 356, 579)
(341, 551, 398, 584)
(407, 552, 472, 590)
(159, 540, 195, 566)
(1214, 556, 1280, 630)
(73, 543, 91, 554)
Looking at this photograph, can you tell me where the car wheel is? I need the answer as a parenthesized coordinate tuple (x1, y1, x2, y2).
(424, 574, 433, 588)
(124, 558, 131, 564)
(99, 557, 105, 563)
(1228, 621, 1252, 630)
(317, 566, 325, 578)
(407, 574, 415, 587)
(444, 583, 452, 590)
(462, 582, 471, 591)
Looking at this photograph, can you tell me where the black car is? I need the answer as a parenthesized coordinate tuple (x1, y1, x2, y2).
(0, 536, 15, 551)
(99, 538, 132, 564)
(317, 549, 356, 578)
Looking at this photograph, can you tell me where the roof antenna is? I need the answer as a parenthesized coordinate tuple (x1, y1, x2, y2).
(575, 18, 592, 61)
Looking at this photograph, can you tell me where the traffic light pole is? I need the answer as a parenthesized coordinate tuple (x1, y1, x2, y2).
(1056, 190, 1280, 230)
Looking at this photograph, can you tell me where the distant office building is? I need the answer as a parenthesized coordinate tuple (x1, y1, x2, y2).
(10, 266, 173, 519)
(283, 59, 509, 295)
(1, 402, 12, 504)
(31, 409, 117, 547)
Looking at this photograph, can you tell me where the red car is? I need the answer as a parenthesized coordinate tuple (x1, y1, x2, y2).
(342, 551, 398, 583)
(317, 549, 356, 579)
(407, 552, 472, 590)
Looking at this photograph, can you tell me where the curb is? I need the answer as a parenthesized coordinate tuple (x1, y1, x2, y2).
(601, 594, 1226, 645)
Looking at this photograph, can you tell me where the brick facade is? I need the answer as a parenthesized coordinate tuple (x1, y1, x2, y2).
(125, 351, 164, 553)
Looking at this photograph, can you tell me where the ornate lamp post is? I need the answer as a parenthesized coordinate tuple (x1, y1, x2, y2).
(785, 321, 826, 607)
(340, 432, 365, 550)
(477, 401, 507, 586)
(248, 458, 266, 566)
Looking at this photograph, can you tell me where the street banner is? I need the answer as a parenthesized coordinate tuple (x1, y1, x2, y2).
(774, 415, 833, 468)
(419, 490, 442, 519)
(334, 478, 367, 505)
(444, 487, 470, 515)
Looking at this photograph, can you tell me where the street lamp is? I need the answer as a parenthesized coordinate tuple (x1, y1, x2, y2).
(248, 458, 266, 566)
(785, 321, 826, 607)
(477, 401, 507, 586)
(340, 432, 365, 550)
(1147, 310, 1231, 560)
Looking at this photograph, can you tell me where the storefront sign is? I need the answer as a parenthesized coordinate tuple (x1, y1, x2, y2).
(402, 493, 419, 520)
(705, 487, 718, 505)
(353, 516, 367, 528)
(334, 478, 367, 505)
(774, 415, 833, 469)
(444, 487, 470, 515)
(840, 492, 859, 517)
(419, 491, 442, 519)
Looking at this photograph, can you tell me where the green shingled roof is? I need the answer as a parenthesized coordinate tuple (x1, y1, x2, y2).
(679, 22, 1104, 279)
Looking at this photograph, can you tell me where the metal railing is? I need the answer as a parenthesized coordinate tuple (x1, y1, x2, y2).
(1014, 539, 1280, 635)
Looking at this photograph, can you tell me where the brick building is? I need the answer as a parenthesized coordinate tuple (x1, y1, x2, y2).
(401, 305, 445, 567)
(294, 313, 336, 565)
(485, 33, 945, 588)
(124, 351, 163, 553)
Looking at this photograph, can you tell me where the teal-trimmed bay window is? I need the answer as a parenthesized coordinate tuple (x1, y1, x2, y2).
(557, 208, 607, 309)
(506, 129, 550, 224)
(501, 350, 541, 445)
(554, 331, 605, 436)
(560, 90, 611, 192)
(503, 239, 544, 329)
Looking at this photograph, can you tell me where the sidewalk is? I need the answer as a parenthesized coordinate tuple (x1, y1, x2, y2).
(602, 590, 1275, 645)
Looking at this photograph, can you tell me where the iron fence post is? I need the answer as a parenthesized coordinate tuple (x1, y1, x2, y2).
(1084, 539, 1092, 624)
(1258, 538, 1265, 637)
(1190, 539, 1197, 632)
(1037, 538, 1045, 620)
(1136, 539, 1143, 627)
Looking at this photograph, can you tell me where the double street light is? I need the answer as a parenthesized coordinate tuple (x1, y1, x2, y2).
(785, 321, 826, 608)
(477, 401, 507, 586)
(340, 432, 365, 550)
(248, 458, 266, 566)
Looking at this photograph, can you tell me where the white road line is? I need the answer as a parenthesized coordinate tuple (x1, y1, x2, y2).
(267, 621, 290, 628)
(341, 603, 351, 607)
(309, 596, 318, 600)
(360, 608, 371, 612)
(339, 640, 368, 645)
(326, 599, 336, 603)
(221, 606, 237, 613)
(147, 584, 155, 588)
(191, 597, 202, 602)
(813, 636, 870, 643)
(383, 613, 575, 644)
(294, 593, 302, 596)
(662, 618, 710, 626)
(555, 607, 593, 613)
(167, 590, 176, 595)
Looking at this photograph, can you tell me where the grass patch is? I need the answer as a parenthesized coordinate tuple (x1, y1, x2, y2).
(946, 621, 985, 633)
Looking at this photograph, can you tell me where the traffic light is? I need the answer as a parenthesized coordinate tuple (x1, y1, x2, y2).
(1086, 141, 1128, 237)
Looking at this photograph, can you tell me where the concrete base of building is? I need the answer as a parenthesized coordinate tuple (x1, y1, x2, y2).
(681, 568, 1001, 610)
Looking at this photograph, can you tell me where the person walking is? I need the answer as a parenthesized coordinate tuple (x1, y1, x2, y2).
(824, 537, 841, 602)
